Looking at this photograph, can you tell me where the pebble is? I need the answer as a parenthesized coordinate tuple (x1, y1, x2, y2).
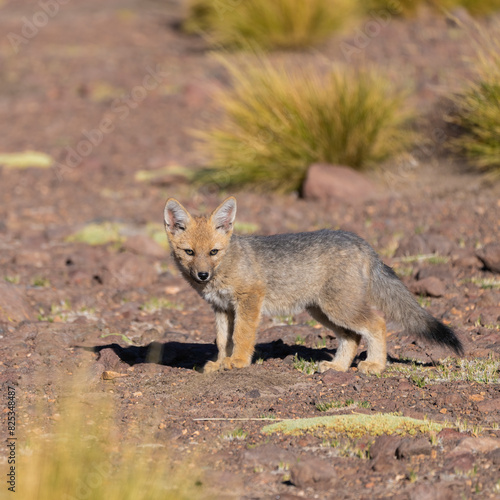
(122, 234, 166, 259)
(452, 437, 500, 454)
(408, 483, 455, 500)
(396, 437, 432, 459)
(302, 164, 378, 204)
(409, 276, 446, 297)
(443, 452, 475, 473)
(476, 243, 500, 273)
(241, 444, 295, 469)
(320, 370, 355, 385)
(0, 283, 33, 322)
(289, 456, 336, 489)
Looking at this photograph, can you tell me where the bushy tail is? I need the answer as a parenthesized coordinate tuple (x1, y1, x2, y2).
(370, 261, 463, 355)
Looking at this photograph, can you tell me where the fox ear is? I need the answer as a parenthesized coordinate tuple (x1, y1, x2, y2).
(164, 198, 191, 235)
(211, 197, 236, 234)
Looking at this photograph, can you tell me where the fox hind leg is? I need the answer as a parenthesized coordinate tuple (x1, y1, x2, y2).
(354, 313, 387, 375)
(307, 307, 361, 373)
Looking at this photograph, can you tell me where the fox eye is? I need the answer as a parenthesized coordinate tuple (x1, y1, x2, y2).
(184, 249, 194, 256)
(209, 249, 219, 256)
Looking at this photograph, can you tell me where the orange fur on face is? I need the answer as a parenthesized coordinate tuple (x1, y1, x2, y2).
(164, 197, 235, 284)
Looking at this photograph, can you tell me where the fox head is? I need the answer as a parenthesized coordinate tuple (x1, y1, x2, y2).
(163, 197, 236, 284)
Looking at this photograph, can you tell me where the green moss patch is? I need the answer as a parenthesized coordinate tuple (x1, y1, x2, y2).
(0, 151, 53, 169)
(66, 222, 125, 246)
(262, 413, 449, 438)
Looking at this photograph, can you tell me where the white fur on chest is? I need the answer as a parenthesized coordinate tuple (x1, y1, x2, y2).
(201, 285, 234, 310)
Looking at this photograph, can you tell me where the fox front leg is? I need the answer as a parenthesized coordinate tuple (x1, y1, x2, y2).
(202, 309, 234, 374)
(221, 291, 263, 371)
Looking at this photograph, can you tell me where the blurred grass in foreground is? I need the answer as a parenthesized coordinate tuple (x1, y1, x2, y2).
(20, 377, 208, 500)
(194, 55, 414, 192)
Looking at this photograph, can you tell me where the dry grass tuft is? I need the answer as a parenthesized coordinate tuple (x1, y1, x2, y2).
(20, 375, 208, 500)
(194, 55, 414, 192)
(183, 0, 358, 49)
(448, 25, 500, 178)
(365, 0, 500, 17)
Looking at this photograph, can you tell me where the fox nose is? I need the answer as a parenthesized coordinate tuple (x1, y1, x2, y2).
(197, 272, 209, 281)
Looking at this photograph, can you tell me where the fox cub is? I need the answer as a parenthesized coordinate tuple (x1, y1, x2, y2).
(164, 197, 463, 375)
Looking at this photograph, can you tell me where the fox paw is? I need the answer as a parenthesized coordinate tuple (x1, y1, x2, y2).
(358, 361, 385, 375)
(202, 360, 222, 374)
(221, 356, 250, 370)
(318, 361, 348, 373)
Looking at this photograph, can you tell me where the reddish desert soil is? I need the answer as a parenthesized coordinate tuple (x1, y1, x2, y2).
(0, 1, 500, 499)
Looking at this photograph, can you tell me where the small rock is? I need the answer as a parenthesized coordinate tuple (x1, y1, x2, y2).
(67, 269, 93, 286)
(13, 249, 51, 268)
(102, 252, 157, 288)
(476, 243, 500, 273)
(455, 255, 483, 268)
(396, 437, 432, 459)
(371, 455, 404, 474)
(444, 452, 475, 473)
(320, 370, 355, 385)
(452, 249, 483, 269)
(452, 437, 500, 454)
(443, 393, 463, 405)
(476, 398, 500, 413)
(246, 389, 261, 398)
(467, 307, 500, 326)
(424, 234, 456, 256)
(0, 284, 33, 322)
(98, 348, 124, 371)
(476, 291, 499, 308)
(289, 457, 336, 489)
(120, 301, 141, 320)
(302, 164, 377, 204)
(416, 265, 454, 282)
(268, 494, 303, 500)
(102, 370, 128, 380)
(297, 435, 316, 447)
(395, 234, 428, 257)
(395, 233, 454, 258)
(123, 235, 165, 259)
(242, 444, 295, 469)
(396, 380, 413, 391)
(370, 435, 403, 461)
(140, 327, 160, 344)
(409, 483, 455, 500)
(437, 428, 466, 444)
(486, 447, 500, 465)
(409, 276, 446, 297)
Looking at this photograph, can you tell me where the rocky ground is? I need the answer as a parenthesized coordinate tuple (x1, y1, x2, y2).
(0, 1, 500, 499)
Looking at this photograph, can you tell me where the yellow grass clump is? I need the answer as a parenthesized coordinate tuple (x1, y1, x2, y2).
(194, 55, 414, 192)
(184, 0, 358, 49)
(20, 383, 209, 499)
(449, 26, 500, 178)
